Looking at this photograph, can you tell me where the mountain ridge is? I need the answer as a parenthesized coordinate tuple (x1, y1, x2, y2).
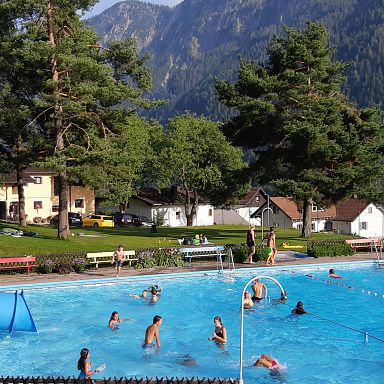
(89, 0, 384, 122)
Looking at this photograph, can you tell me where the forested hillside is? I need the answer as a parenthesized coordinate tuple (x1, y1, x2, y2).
(90, 0, 384, 122)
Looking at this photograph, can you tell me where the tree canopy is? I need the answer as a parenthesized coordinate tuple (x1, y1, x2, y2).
(153, 114, 249, 226)
(0, 0, 159, 237)
(216, 21, 384, 237)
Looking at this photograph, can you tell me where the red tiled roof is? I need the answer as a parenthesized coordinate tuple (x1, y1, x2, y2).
(270, 197, 336, 220)
(335, 198, 368, 221)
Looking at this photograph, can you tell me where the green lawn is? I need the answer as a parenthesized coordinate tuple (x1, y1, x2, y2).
(0, 221, 351, 257)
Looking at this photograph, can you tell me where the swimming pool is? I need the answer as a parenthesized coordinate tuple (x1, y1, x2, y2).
(1, 262, 384, 383)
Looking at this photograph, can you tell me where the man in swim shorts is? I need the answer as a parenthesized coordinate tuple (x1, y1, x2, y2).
(143, 315, 162, 348)
(112, 244, 125, 277)
(251, 278, 268, 302)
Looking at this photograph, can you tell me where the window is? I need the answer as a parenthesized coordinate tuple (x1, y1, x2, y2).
(12, 186, 18, 195)
(360, 222, 368, 230)
(368, 207, 373, 214)
(208, 208, 213, 216)
(176, 211, 180, 219)
(272, 206, 280, 214)
(255, 196, 260, 202)
(34, 176, 42, 184)
(75, 199, 84, 208)
(311, 223, 315, 230)
(312, 205, 318, 212)
(34, 201, 43, 209)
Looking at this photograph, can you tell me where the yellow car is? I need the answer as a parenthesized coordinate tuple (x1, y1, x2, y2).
(82, 214, 114, 228)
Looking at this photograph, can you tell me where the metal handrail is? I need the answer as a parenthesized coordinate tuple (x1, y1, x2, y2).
(239, 275, 286, 384)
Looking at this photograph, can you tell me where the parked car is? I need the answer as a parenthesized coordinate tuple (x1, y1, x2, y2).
(82, 214, 114, 228)
(50, 212, 83, 227)
(139, 215, 154, 227)
(113, 212, 141, 227)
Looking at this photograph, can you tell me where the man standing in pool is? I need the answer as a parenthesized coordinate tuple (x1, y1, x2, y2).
(251, 278, 268, 302)
(143, 315, 162, 348)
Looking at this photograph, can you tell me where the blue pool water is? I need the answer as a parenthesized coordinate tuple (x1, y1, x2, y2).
(1, 263, 384, 383)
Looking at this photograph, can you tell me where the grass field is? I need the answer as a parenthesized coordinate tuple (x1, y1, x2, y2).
(0, 221, 351, 257)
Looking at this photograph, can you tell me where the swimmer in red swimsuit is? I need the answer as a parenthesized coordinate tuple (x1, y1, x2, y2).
(254, 354, 279, 369)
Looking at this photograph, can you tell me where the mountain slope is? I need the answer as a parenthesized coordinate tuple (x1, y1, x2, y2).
(89, 0, 384, 122)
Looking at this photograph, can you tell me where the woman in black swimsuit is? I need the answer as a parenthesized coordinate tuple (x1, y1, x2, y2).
(208, 316, 227, 343)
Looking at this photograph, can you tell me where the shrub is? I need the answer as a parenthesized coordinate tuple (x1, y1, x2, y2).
(230, 244, 268, 263)
(72, 258, 86, 272)
(307, 240, 356, 257)
(53, 262, 74, 274)
(36, 259, 54, 274)
(134, 248, 184, 269)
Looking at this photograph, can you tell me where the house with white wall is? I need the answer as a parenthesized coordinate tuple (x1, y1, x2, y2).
(127, 188, 214, 227)
(214, 187, 268, 225)
(332, 198, 384, 237)
(0, 167, 95, 223)
(251, 196, 335, 232)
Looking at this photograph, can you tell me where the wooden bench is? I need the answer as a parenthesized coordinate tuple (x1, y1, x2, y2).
(179, 245, 227, 263)
(0, 256, 36, 273)
(345, 238, 383, 251)
(86, 250, 137, 268)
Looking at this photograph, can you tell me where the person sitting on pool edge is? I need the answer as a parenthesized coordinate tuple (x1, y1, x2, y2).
(143, 315, 162, 348)
(208, 316, 227, 344)
(254, 354, 281, 370)
(243, 291, 254, 309)
(108, 311, 132, 330)
(291, 301, 306, 315)
(329, 268, 342, 279)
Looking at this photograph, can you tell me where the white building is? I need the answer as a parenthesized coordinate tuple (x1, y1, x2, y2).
(332, 198, 384, 237)
(251, 196, 335, 232)
(128, 189, 214, 227)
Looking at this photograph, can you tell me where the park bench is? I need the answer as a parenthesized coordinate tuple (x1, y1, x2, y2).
(179, 245, 227, 263)
(0, 256, 36, 273)
(345, 238, 383, 251)
(86, 250, 137, 268)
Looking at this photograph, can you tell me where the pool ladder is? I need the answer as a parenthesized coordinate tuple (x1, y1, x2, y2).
(217, 247, 235, 277)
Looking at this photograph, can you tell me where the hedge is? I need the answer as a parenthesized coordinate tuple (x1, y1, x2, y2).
(307, 240, 356, 258)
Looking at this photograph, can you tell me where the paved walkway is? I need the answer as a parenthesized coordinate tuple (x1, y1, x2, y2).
(0, 252, 376, 287)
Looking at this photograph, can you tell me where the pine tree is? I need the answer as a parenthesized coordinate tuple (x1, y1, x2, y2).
(216, 21, 384, 237)
(0, 1, 157, 238)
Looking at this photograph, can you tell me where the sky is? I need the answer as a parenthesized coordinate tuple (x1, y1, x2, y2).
(84, 0, 183, 18)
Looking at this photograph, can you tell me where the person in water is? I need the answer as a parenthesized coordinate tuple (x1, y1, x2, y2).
(108, 311, 132, 329)
(254, 354, 280, 370)
(149, 285, 162, 303)
(291, 301, 306, 315)
(208, 316, 227, 344)
(251, 278, 268, 302)
(129, 289, 148, 299)
(77, 348, 99, 379)
(243, 291, 254, 309)
(329, 268, 342, 279)
(143, 315, 162, 348)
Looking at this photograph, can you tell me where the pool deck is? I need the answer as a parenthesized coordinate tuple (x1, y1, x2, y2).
(0, 251, 377, 287)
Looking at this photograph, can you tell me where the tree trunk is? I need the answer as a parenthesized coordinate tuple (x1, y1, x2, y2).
(184, 188, 197, 227)
(16, 166, 27, 227)
(47, 0, 69, 239)
(301, 197, 312, 238)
